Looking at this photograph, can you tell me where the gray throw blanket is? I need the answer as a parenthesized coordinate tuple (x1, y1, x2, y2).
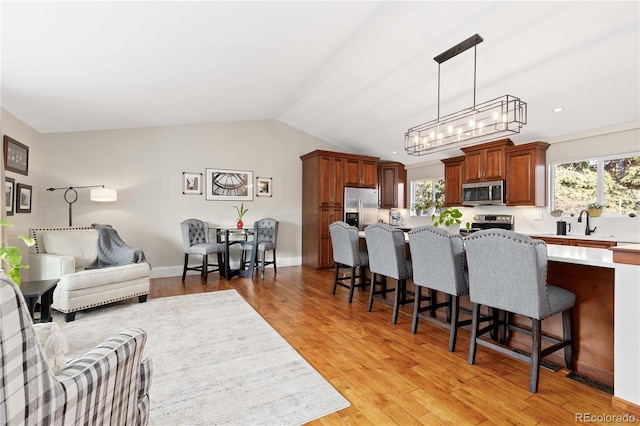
(88, 224, 148, 268)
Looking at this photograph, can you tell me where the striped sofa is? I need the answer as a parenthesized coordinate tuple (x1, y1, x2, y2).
(0, 275, 152, 425)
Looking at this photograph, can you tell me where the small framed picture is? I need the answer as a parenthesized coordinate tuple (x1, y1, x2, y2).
(5, 177, 15, 216)
(16, 183, 32, 213)
(256, 177, 272, 197)
(3, 135, 29, 175)
(183, 172, 202, 195)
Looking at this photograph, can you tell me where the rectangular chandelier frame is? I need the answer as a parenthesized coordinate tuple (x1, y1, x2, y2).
(404, 94, 527, 156)
(404, 34, 527, 156)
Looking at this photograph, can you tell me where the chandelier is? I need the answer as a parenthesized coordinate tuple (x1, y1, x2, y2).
(404, 34, 527, 156)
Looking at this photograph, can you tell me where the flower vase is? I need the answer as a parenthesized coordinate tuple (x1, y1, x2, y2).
(236, 220, 244, 229)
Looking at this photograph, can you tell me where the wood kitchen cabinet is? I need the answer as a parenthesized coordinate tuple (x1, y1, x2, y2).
(533, 236, 617, 248)
(377, 161, 407, 209)
(461, 138, 513, 183)
(301, 150, 379, 268)
(506, 142, 549, 206)
(441, 156, 464, 206)
(344, 157, 377, 188)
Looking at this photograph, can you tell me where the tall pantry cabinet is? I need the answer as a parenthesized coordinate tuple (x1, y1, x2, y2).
(301, 150, 379, 268)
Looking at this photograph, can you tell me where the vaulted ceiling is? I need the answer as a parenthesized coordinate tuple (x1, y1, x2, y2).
(2, 1, 638, 164)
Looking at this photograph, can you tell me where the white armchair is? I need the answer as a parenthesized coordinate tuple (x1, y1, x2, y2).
(29, 226, 151, 321)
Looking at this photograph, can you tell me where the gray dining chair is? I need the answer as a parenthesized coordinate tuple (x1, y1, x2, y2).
(329, 221, 369, 303)
(364, 223, 413, 324)
(180, 219, 225, 283)
(240, 218, 279, 278)
(464, 229, 575, 393)
(408, 226, 471, 352)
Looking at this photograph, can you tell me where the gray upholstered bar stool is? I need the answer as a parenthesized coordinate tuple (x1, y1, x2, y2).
(464, 229, 575, 393)
(329, 221, 369, 303)
(180, 219, 225, 283)
(240, 218, 279, 278)
(408, 226, 471, 352)
(364, 223, 414, 324)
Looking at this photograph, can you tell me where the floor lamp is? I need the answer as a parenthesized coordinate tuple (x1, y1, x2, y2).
(46, 185, 118, 226)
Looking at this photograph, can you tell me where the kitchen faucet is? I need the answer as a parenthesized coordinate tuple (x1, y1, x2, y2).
(577, 210, 597, 235)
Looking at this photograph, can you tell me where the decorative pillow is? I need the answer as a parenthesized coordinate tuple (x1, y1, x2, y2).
(33, 322, 69, 374)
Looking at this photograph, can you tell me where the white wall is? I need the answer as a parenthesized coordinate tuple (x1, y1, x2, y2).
(1, 109, 341, 278)
(398, 121, 640, 242)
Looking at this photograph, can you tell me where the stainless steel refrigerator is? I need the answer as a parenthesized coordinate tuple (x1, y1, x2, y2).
(343, 187, 378, 231)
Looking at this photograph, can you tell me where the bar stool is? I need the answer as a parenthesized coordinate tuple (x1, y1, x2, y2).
(408, 226, 471, 352)
(180, 219, 225, 283)
(464, 229, 575, 393)
(364, 223, 414, 324)
(329, 221, 369, 303)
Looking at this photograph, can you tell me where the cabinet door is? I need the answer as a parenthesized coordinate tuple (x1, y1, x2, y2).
(319, 155, 343, 205)
(343, 158, 361, 187)
(463, 150, 483, 182)
(506, 142, 548, 206)
(484, 145, 506, 180)
(378, 163, 406, 209)
(320, 207, 342, 267)
(360, 161, 377, 188)
(442, 156, 464, 206)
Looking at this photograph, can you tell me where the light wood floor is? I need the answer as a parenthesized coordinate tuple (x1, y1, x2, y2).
(150, 266, 624, 425)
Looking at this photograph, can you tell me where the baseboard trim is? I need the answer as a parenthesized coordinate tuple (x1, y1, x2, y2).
(149, 257, 302, 278)
(611, 396, 640, 418)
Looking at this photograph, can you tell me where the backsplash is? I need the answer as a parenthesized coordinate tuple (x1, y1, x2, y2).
(378, 206, 640, 244)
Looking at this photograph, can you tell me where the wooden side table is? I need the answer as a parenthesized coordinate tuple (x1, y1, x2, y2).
(20, 279, 59, 323)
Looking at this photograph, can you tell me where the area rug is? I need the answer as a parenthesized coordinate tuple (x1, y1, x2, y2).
(55, 290, 350, 425)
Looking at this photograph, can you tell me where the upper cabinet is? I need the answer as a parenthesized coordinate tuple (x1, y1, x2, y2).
(461, 139, 514, 183)
(344, 157, 378, 188)
(378, 161, 407, 209)
(318, 154, 344, 206)
(505, 142, 549, 206)
(442, 156, 465, 207)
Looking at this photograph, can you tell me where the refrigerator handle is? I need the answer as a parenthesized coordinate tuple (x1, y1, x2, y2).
(357, 198, 363, 230)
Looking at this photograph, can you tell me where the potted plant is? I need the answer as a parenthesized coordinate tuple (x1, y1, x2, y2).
(0, 219, 35, 285)
(587, 202, 603, 217)
(422, 199, 436, 217)
(234, 203, 249, 229)
(411, 203, 423, 216)
(432, 208, 463, 234)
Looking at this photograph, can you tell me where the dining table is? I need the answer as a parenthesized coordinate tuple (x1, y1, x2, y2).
(217, 227, 257, 279)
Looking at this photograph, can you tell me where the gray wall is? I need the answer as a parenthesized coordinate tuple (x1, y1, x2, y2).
(1, 109, 341, 278)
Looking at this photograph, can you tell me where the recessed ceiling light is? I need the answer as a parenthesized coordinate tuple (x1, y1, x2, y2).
(392, 151, 397, 154)
(552, 107, 564, 112)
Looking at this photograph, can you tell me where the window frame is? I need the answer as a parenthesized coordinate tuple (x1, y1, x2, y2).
(550, 151, 640, 216)
(409, 177, 444, 215)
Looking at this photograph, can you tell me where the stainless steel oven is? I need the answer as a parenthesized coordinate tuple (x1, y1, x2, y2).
(460, 214, 514, 236)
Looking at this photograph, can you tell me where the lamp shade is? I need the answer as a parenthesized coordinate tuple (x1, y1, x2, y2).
(90, 187, 117, 202)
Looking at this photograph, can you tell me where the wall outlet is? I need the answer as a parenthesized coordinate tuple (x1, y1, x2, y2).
(532, 211, 543, 220)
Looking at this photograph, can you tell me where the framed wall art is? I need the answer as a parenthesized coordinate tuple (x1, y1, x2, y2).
(16, 183, 32, 213)
(183, 172, 203, 195)
(3, 135, 29, 175)
(256, 177, 272, 197)
(206, 168, 253, 201)
(5, 177, 15, 216)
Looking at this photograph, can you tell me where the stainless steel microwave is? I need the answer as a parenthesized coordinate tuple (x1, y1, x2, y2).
(462, 180, 505, 206)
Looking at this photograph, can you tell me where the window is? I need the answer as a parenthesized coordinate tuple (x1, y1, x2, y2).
(552, 155, 640, 216)
(410, 178, 444, 213)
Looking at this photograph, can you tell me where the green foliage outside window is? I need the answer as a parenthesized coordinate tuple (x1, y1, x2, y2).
(553, 156, 640, 216)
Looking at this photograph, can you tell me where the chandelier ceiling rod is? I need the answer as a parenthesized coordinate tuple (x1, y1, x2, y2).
(436, 34, 484, 120)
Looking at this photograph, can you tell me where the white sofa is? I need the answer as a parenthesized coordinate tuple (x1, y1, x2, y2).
(29, 227, 151, 321)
